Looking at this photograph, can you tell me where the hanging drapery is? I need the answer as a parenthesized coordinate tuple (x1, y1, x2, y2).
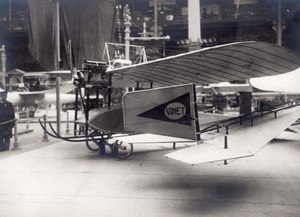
(28, 0, 55, 70)
(28, 0, 116, 70)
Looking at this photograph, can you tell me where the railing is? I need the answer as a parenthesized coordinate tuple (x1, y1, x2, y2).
(199, 101, 299, 136)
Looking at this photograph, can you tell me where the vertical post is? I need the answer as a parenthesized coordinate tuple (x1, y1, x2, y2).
(124, 4, 131, 60)
(277, 0, 282, 46)
(192, 84, 201, 142)
(26, 110, 30, 131)
(96, 88, 100, 105)
(107, 73, 112, 109)
(154, 0, 158, 37)
(74, 88, 79, 135)
(42, 115, 49, 142)
(224, 135, 228, 165)
(67, 40, 73, 75)
(224, 125, 229, 165)
(54, 0, 61, 69)
(188, 0, 202, 51)
(65, 111, 70, 135)
(1, 45, 6, 89)
(116, 5, 122, 43)
(224, 135, 228, 149)
(84, 72, 91, 136)
(56, 75, 61, 136)
(8, 0, 12, 30)
(12, 122, 21, 150)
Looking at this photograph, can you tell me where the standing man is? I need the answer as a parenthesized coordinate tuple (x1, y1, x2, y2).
(0, 88, 15, 151)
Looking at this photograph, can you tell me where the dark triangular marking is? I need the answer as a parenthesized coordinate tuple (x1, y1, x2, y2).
(137, 93, 192, 126)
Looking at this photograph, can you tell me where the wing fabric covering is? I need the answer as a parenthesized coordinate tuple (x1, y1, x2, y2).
(165, 106, 300, 165)
(108, 41, 300, 87)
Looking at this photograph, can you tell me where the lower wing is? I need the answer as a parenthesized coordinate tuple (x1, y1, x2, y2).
(166, 106, 300, 165)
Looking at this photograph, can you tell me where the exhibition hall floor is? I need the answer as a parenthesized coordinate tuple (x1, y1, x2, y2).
(0, 125, 300, 217)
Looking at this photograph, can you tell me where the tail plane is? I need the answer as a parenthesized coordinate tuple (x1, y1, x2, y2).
(122, 84, 200, 141)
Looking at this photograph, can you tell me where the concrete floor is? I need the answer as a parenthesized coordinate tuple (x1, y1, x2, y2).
(0, 126, 300, 217)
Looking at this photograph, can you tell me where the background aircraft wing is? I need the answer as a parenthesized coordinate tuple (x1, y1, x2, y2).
(9, 90, 75, 106)
(250, 67, 300, 93)
(8, 91, 45, 106)
(165, 106, 300, 165)
(17, 91, 48, 95)
(108, 41, 300, 87)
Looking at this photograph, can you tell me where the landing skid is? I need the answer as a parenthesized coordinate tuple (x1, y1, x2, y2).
(39, 119, 133, 159)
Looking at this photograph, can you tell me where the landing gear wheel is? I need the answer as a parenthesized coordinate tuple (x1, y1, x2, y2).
(86, 131, 102, 152)
(112, 140, 133, 159)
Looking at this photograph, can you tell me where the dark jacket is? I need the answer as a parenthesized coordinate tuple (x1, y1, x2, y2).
(0, 101, 15, 138)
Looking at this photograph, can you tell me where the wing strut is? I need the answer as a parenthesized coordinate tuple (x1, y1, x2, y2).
(192, 83, 201, 142)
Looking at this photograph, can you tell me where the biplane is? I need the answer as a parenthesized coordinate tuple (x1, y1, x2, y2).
(41, 41, 300, 164)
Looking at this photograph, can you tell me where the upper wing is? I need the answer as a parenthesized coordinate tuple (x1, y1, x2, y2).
(165, 106, 300, 165)
(108, 41, 300, 87)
